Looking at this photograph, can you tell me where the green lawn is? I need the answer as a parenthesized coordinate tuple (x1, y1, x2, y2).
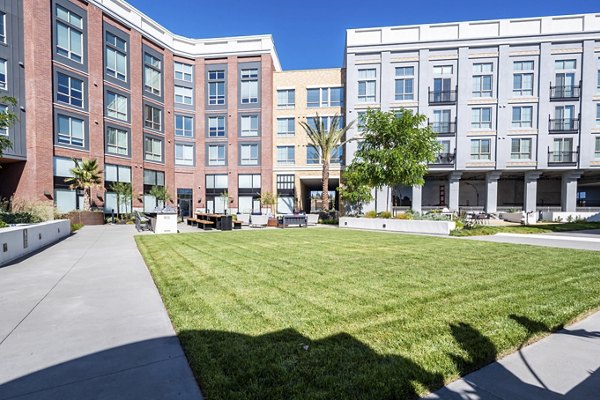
(136, 229, 600, 400)
(451, 221, 600, 236)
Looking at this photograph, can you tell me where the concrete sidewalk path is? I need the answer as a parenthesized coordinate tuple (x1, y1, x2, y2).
(463, 231, 600, 251)
(0, 225, 203, 400)
(424, 311, 600, 399)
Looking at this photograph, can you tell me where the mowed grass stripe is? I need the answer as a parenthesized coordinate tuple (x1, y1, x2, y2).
(136, 229, 600, 400)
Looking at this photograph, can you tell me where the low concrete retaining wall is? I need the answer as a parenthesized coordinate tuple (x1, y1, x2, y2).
(540, 211, 600, 222)
(0, 220, 71, 266)
(339, 217, 455, 235)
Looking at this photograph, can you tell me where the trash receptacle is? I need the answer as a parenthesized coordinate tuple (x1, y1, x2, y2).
(220, 215, 232, 231)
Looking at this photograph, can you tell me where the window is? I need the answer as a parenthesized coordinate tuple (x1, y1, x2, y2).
(513, 61, 534, 96)
(106, 91, 127, 121)
(595, 137, 600, 159)
(208, 144, 226, 166)
(240, 115, 259, 137)
(307, 145, 320, 164)
(206, 174, 228, 189)
(330, 146, 343, 164)
(174, 62, 193, 82)
(239, 174, 261, 189)
(0, 59, 6, 90)
(105, 32, 127, 82)
(144, 136, 162, 162)
(511, 138, 532, 160)
(240, 68, 258, 104)
(307, 116, 343, 131)
(240, 144, 259, 165)
(144, 169, 165, 186)
(358, 69, 376, 102)
(472, 63, 493, 98)
(57, 72, 83, 107)
(208, 70, 225, 105)
(105, 164, 131, 183)
(56, 5, 83, 63)
(0, 12, 6, 43)
(395, 67, 414, 101)
(597, 104, 600, 126)
(471, 107, 492, 129)
(57, 115, 84, 147)
(555, 59, 576, 71)
(470, 139, 491, 160)
(277, 89, 295, 108)
(175, 143, 194, 166)
(208, 116, 225, 137)
(106, 127, 128, 155)
(512, 106, 533, 128)
(277, 117, 295, 136)
(277, 145, 295, 165)
(307, 87, 344, 107)
(433, 65, 453, 75)
(174, 85, 193, 105)
(0, 105, 8, 136)
(144, 53, 161, 96)
(551, 138, 574, 163)
(144, 104, 162, 131)
(175, 115, 193, 137)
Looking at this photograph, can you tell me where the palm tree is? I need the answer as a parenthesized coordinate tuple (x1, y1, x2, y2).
(299, 113, 354, 212)
(64, 158, 103, 212)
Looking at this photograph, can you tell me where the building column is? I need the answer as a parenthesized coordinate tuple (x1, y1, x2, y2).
(448, 172, 462, 212)
(561, 171, 583, 212)
(485, 172, 502, 213)
(412, 185, 422, 214)
(524, 171, 542, 213)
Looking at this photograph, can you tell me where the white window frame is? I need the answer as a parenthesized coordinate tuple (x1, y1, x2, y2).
(277, 145, 295, 165)
(240, 115, 259, 137)
(144, 53, 162, 96)
(472, 63, 493, 98)
(357, 69, 376, 103)
(511, 106, 533, 128)
(175, 143, 194, 166)
(106, 91, 127, 121)
(513, 61, 534, 97)
(174, 62, 193, 82)
(240, 68, 259, 104)
(471, 107, 492, 130)
(277, 89, 295, 108)
(0, 12, 6, 44)
(208, 144, 226, 166)
(595, 137, 600, 159)
(208, 70, 225, 105)
(277, 117, 295, 136)
(510, 138, 532, 160)
(57, 114, 85, 147)
(144, 104, 162, 131)
(56, 5, 84, 63)
(56, 72, 84, 108)
(208, 116, 225, 137)
(470, 138, 491, 160)
(0, 105, 8, 136)
(0, 59, 6, 90)
(240, 143, 259, 165)
(106, 126, 128, 156)
(175, 114, 193, 137)
(395, 67, 414, 101)
(174, 85, 193, 105)
(144, 136, 162, 162)
(105, 32, 127, 82)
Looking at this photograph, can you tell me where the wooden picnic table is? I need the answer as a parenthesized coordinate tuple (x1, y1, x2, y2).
(195, 213, 232, 230)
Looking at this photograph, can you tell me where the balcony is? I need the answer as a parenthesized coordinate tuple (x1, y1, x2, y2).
(428, 120, 457, 136)
(548, 117, 579, 133)
(428, 88, 457, 105)
(550, 84, 581, 101)
(430, 152, 456, 166)
(548, 151, 578, 165)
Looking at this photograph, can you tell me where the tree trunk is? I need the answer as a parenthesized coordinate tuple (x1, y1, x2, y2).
(83, 188, 91, 211)
(321, 161, 330, 212)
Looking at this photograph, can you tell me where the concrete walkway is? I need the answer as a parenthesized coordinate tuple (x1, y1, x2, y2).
(0, 225, 203, 400)
(463, 230, 600, 251)
(424, 311, 600, 399)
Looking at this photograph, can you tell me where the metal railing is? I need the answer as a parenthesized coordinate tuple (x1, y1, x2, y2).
(549, 84, 581, 100)
(428, 120, 457, 135)
(431, 152, 456, 165)
(428, 88, 458, 104)
(548, 117, 579, 133)
(547, 150, 578, 164)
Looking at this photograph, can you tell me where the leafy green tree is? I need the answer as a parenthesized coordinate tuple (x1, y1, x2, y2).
(344, 108, 441, 212)
(219, 190, 232, 214)
(149, 185, 172, 208)
(0, 97, 18, 164)
(64, 158, 103, 212)
(339, 169, 373, 216)
(260, 191, 276, 215)
(109, 181, 132, 219)
(299, 113, 354, 212)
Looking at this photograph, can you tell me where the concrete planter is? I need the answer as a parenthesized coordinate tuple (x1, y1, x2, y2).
(0, 220, 71, 266)
(67, 211, 105, 225)
(339, 217, 455, 235)
(540, 211, 600, 222)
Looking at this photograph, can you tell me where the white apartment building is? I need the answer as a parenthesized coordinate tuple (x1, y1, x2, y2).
(345, 13, 600, 214)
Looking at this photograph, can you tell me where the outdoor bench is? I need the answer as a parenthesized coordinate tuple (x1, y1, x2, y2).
(197, 220, 215, 230)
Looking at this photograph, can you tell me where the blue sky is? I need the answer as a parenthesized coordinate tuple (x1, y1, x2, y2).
(127, 0, 598, 70)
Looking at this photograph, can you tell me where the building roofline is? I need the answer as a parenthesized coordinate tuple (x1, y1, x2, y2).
(346, 12, 600, 48)
(92, 0, 282, 71)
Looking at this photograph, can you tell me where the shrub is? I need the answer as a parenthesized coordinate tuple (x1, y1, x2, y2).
(319, 219, 339, 225)
(0, 220, 7, 228)
(395, 212, 414, 220)
(378, 211, 392, 219)
(71, 223, 83, 232)
(10, 198, 54, 221)
(364, 210, 377, 218)
(0, 212, 42, 224)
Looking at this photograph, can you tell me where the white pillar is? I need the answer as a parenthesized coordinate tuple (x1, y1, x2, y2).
(448, 172, 462, 212)
(561, 171, 583, 212)
(524, 171, 542, 213)
(412, 185, 422, 214)
(485, 172, 502, 213)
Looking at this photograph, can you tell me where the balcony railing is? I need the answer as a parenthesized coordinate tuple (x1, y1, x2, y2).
(548, 117, 579, 133)
(550, 84, 581, 101)
(548, 150, 578, 164)
(428, 88, 458, 105)
(431, 152, 456, 165)
(428, 120, 457, 135)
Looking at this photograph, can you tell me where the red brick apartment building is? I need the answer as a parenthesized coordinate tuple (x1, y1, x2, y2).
(0, 0, 280, 216)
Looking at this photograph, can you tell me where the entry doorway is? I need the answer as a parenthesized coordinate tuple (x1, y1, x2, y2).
(177, 188, 193, 219)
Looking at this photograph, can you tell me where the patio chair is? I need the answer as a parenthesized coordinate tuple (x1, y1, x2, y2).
(135, 211, 151, 231)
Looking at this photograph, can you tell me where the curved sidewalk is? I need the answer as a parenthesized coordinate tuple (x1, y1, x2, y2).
(0, 225, 203, 400)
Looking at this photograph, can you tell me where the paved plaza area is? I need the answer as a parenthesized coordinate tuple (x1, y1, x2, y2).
(0, 225, 202, 400)
(464, 230, 600, 251)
